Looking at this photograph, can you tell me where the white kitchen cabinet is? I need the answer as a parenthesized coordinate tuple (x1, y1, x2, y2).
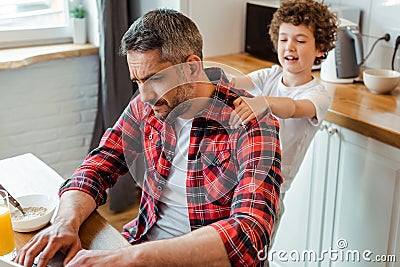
(270, 122, 340, 267)
(307, 123, 341, 267)
(269, 122, 400, 267)
(330, 126, 400, 267)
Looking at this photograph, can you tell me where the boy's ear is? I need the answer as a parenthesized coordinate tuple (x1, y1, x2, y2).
(316, 45, 326, 57)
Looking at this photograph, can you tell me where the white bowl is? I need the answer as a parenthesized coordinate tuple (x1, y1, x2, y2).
(363, 69, 400, 94)
(10, 194, 58, 232)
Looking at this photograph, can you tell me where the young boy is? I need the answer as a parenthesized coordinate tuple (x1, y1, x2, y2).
(229, 0, 338, 259)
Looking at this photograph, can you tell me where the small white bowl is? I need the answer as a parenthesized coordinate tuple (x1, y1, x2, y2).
(10, 194, 58, 232)
(363, 69, 400, 94)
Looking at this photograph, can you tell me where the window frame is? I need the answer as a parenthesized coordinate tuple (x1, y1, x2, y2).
(0, 0, 72, 49)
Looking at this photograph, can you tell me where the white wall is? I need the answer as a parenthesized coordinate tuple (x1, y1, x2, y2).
(324, 0, 400, 70)
(84, 0, 100, 46)
(139, 0, 400, 69)
(139, 0, 181, 14)
(139, 0, 248, 58)
(187, 0, 247, 57)
(0, 56, 99, 178)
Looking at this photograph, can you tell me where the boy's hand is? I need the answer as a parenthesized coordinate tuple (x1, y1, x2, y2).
(229, 96, 269, 129)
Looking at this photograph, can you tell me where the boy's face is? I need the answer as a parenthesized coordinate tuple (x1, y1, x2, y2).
(277, 23, 324, 80)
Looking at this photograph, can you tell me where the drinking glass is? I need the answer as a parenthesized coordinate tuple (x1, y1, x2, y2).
(0, 189, 16, 261)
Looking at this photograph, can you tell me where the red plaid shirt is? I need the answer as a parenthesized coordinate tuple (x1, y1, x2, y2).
(60, 68, 283, 267)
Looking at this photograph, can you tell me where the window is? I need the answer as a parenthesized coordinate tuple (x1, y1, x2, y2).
(0, 0, 71, 48)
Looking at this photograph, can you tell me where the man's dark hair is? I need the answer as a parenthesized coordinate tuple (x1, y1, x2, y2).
(120, 8, 203, 64)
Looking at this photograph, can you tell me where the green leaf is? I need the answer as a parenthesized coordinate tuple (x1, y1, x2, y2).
(70, 6, 86, 18)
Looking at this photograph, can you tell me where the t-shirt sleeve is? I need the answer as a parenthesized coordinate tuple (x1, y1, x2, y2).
(247, 65, 280, 96)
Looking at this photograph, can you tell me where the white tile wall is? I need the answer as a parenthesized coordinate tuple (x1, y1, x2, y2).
(0, 55, 99, 179)
(326, 0, 400, 70)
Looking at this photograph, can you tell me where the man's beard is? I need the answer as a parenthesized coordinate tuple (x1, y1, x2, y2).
(153, 84, 194, 120)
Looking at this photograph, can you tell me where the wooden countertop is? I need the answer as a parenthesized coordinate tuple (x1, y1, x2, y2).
(205, 53, 400, 149)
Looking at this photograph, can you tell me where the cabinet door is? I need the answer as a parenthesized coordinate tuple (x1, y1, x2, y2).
(269, 139, 315, 267)
(270, 123, 337, 267)
(330, 127, 400, 267)
(306, 123, 341, 267)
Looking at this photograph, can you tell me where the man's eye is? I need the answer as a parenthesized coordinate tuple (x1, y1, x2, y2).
(297, 40, 306, 43)
(149, 75, 163, 82)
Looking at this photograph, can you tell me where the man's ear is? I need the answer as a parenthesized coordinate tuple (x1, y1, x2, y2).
(185, 55, 202, 75)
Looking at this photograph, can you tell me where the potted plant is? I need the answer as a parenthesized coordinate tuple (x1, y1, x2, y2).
(70, 3, 87, 44)
(70, 5, 86, 19)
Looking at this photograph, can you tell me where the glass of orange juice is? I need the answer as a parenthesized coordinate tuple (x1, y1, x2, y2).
(0, 189, 16, 261)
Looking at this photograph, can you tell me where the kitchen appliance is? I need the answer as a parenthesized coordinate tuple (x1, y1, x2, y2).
(245, 1, 279, 63)
(320, 18, 364, 83)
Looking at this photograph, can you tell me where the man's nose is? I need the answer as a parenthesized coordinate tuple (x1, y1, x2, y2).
(139, 84, 157, 104)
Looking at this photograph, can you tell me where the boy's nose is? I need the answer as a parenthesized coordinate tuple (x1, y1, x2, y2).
(286, 40, 296, 51)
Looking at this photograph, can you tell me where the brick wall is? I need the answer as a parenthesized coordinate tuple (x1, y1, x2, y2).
(0, 55, 99, 179)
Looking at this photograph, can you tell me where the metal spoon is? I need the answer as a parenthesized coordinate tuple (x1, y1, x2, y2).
(0, 183, 26, 215)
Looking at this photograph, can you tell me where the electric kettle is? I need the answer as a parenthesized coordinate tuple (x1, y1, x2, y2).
(320, 18, 364, 83)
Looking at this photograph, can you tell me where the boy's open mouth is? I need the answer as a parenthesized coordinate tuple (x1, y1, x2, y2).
(284, 55, 299, 61)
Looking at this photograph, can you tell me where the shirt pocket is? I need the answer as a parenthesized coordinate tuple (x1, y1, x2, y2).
(198, 149, 237, 206)
(200, 149, 231, 170)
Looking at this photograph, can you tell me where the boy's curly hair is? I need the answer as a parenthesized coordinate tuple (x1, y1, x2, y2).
(269, 0, 338, 65)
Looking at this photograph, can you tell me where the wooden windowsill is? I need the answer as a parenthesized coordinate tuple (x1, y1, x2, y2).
(0, 43, 99, 70)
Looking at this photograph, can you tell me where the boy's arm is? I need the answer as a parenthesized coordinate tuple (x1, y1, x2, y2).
(265, 97, 316, 119)
(229, 95, 317, 128)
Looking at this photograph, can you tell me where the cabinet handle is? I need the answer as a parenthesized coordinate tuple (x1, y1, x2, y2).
(320, 124, 328, 131)
(328, 127, 338, 135)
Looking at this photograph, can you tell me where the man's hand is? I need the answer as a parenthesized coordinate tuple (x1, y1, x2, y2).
(64, 248, 134, 267)
(15, 220, 82, 267)
(15, 190, 96, 267)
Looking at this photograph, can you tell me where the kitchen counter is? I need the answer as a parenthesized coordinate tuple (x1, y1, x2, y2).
(205, 53, 400, 149)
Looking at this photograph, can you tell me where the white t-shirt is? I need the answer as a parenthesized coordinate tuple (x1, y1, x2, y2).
(248, 65, 331, 192)
(146, 117, 192, 241)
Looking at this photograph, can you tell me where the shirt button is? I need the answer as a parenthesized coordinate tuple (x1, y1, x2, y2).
(157, 185, 163, 191)
(148, 134, 153, 140)
(166, 156, 172, 161)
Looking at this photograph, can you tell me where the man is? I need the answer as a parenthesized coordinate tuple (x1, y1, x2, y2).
(16, 9, 282, 267)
